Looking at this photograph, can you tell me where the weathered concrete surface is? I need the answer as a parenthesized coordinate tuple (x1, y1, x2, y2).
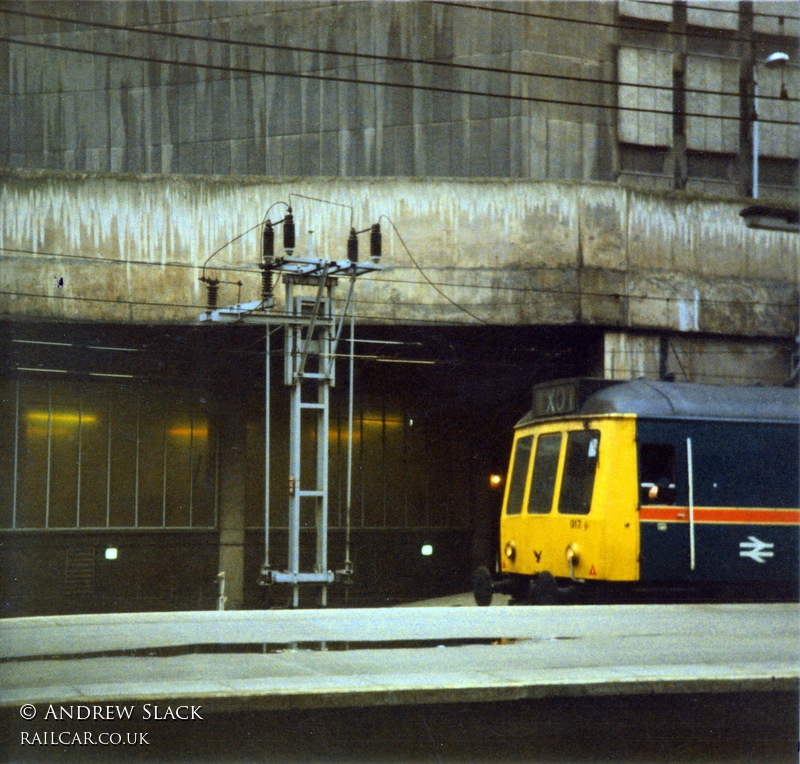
(1, 170, 797, 336)
(1, 0, 620, 182)
(2, 602, 796, 659)
(4, 0, 798, 209)
(1, 604, 797, 711)
(602, 331, 793, 385)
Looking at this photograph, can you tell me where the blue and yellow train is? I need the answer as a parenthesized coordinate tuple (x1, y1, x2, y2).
(473, 378, 800, 605)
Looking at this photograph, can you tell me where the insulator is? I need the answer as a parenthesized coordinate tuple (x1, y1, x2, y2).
(348, 227, 359, 263)
(370, 223, 382, 262)
(283, 209, 295, 252)
(261, 262, 274, 301)
(262, 221, 274, 261)
(204, 278, 219, 309)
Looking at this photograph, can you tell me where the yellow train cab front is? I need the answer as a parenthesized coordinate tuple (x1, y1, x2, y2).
(499, 415, 640, 584)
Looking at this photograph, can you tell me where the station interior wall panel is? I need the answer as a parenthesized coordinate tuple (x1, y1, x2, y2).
(0, 320, 599, 614)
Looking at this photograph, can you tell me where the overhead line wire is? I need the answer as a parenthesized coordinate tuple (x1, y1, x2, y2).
(1, 246, 206, 271)
(2, 7, 794, 104)
(2, 327, 787, 386)
(353, 293, 798, 312)
(0, 300, 791, 368)
(1, 281, 795, 316)
(3, 245, 796, 311)
(0, 288, 485, 328)
(2, 35, 794, 127)
(0, 29, 796, 122)
(1, 246, 796, 311)
(380, 215, 488, 325)
(1, 296, 792, 384)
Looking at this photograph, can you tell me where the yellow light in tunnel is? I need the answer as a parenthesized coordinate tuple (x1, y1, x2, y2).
(327, 417, 404, 441)
(26, 411, 97, 425)
(328, 429, 361, 442)
(168, 425, 208, 438)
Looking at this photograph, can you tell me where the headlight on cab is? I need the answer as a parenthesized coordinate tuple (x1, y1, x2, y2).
(565, 544, 580, 579)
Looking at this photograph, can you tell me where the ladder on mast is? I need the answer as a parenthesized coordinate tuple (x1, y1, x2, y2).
(200, 214, 381, 608)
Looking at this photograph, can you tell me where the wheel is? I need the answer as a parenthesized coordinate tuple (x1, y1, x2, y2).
(529, 571, 559, 605)
(472, 566, 493, 606)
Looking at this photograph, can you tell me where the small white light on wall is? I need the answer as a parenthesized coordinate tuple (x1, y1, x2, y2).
(421, 544, 433, 556)
(105, 547, 118, 560)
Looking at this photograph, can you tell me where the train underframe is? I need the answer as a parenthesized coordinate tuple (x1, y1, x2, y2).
(473, 567, 799, 606)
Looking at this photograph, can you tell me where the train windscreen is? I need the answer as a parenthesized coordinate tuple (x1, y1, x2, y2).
(505, 435, 533, 515)
(527, 433, 562, 514)
(558, 430, 600, 515)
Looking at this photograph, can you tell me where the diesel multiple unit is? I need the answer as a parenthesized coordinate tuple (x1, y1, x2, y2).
(474, 379, 800, 605)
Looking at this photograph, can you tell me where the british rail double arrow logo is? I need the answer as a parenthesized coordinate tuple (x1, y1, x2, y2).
(738, 536, 775, 564)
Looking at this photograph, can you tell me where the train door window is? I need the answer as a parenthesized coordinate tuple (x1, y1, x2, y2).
(505, 435, 533, 515)
(639, 443, 676, 504)
(527, 433, 562, 514)
(558, 430, 600, 515)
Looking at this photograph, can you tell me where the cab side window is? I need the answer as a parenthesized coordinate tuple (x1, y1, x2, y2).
(639, 443, 676, 505)
(558, 430, 600, 515)
(505, 435, 533, 515)
(527, 433, 562, 514)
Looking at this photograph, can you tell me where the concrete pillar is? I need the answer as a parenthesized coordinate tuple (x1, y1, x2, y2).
(737, 2, 756, 197)
(668, 0, 688, 190)
(603, 330, 793, 386)
(603, 331, 661, 380)
(216, 396, 247, 610)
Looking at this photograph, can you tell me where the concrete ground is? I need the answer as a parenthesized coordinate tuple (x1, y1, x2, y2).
(1, 601, 797, 763)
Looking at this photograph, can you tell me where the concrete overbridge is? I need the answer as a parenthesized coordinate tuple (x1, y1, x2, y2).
(1, 168, 798, 384)
(1, 169, 798, 614)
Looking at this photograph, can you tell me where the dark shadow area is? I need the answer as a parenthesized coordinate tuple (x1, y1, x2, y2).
(1, 691, 797, 763)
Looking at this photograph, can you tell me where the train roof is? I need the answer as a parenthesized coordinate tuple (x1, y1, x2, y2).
(518, 378, 800, 425)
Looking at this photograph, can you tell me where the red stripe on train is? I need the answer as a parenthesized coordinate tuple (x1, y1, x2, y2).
(639, 506, 800, 524)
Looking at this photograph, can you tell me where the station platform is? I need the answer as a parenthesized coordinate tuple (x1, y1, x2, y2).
(1, 601, 798, 762)
(1, 602, 797, 711)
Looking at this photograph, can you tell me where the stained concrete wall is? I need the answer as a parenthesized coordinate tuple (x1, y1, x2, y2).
(1, 170, 797, 341)
(3, 2, 798, 202)
(603, 331, 793, 386)
(0, 0, 617, 182)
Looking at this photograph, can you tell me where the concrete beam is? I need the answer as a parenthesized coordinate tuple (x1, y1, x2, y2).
(1, 170, 797, 337)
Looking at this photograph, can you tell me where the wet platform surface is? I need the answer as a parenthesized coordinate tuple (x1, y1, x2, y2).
(1, 601, 797, 762)
(1, 602, 797, 710)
